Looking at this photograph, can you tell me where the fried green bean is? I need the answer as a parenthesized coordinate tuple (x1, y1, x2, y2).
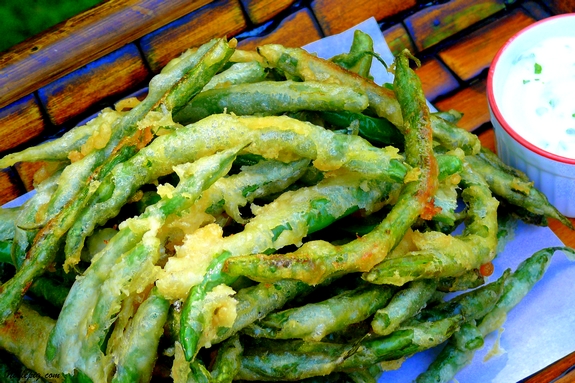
(363, 164, 499, 286)
(210, 334, 243, 383)
(244, 283, 396, 341)
(45, 148, 239, 376)
(180, 172, 398, 360)
(465, 153, 573, 229)
(203, 61, 268, 91)
(63, 113, 407, 268)
(0, 39, 235, 326)
(415, 321, 484, 383)
(110, 287, 170, 383)
(0, 108, 123, 168)
(413, 269, 509, 323)
(371, 279, 438, 336)
(223, 49, 438, 285)
(415, 246, 575, 383)
(318, 111, 404, 148)
(330, 30, 375, 79)
(257, 44, 402, 126)
(430, 113, 481, 155)
(210, 279, 314, 348)
(0, 303, 62, 382)
(235, 315, 463, 380)
(175, 80, 369, 124)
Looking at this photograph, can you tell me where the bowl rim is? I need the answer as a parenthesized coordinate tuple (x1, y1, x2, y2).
(487, 13, 575, 166)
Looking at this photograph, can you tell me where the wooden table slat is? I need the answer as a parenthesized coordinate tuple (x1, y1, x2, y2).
(237, 7, 323, 50)
(0, 94, 46, 154)
(240, 0, 296, 25)
(37, 43, 149, 126)
(0, 0, 212, 110)
(404, 0, 507, 51)
(138, 0, 247, 72)
(310, 0, 417, 36)
(438, 8, 536, 81)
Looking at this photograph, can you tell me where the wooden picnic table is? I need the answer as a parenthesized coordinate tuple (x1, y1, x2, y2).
(0, 0, 574, 380)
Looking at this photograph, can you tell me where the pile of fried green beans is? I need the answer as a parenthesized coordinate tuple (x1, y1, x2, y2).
(0, 31, 573, 383)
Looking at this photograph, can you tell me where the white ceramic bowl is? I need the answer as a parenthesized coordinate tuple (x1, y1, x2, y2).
(487, 14, 575, 218)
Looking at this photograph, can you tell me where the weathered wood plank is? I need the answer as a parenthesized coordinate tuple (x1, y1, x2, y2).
(415, 58, 459, 102)
(240, 0, 296, 25)
(383, 23, 417, 56)
(0, 168, 23, 205)
(38, 43, 149, 126)
(237, 8, 322, 50)
(434, 78, 489, 132)
(0, 94, 46, 155)
(0, 0, 212, 110)
(438, 9, 535, 81)
(311, 0, 417, 35)
(545, 0, 575, 14)
(404, 0, 506, 51)
(139, 0, 247, 72)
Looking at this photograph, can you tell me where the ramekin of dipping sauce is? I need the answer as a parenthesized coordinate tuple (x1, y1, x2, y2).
(488, 14, 575, 218)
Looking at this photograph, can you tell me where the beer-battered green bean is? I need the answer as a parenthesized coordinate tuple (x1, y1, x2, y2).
(330, 30, 375, 79)
(235, 315, 463, 380)
(415, 247, 575, 383)
(210, 334, 243, 383)
(465, 154, 573, 229)
(202, 61, 268, 91)
(110, 287, 170, 383)
(0, 108, 123, 168)
(0, 303, 61, 382)
(257, 44, 402, 126)
(371, 279, 438, 336)
(244, 283, 396, 341)
(181, 173, 398, 360)
(364, 164, 499, 286)
(175, 80, 369, 124)
(318, 111, 404, 148)
(430, 114, 481, 155)
(223, 50, 438, 285)
(64, 113, 407, 267)
(46, 148, 239, 376)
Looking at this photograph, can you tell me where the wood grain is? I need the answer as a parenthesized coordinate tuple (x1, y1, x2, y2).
(404, 0, 506, 51)
(382, 23, 417, 56)
(415, 57, 460, 102)
(311, 0, 417, 35)
(139, 0, 247, 72)
(438, 9, 535, 81)
(38, 43, 149, 126)
(240, 0, 295, 24)
(0, 168, 23, 205)
(237, 8, 322, 50)
(0, 0, 212, 110)
(434, 78, 489, 132)
(0, 94, 46, 155)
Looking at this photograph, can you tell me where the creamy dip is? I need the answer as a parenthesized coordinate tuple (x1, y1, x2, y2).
(500, 36, 575, 159)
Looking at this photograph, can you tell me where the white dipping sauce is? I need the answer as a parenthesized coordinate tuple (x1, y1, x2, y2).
(500, 36, 575, 159)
